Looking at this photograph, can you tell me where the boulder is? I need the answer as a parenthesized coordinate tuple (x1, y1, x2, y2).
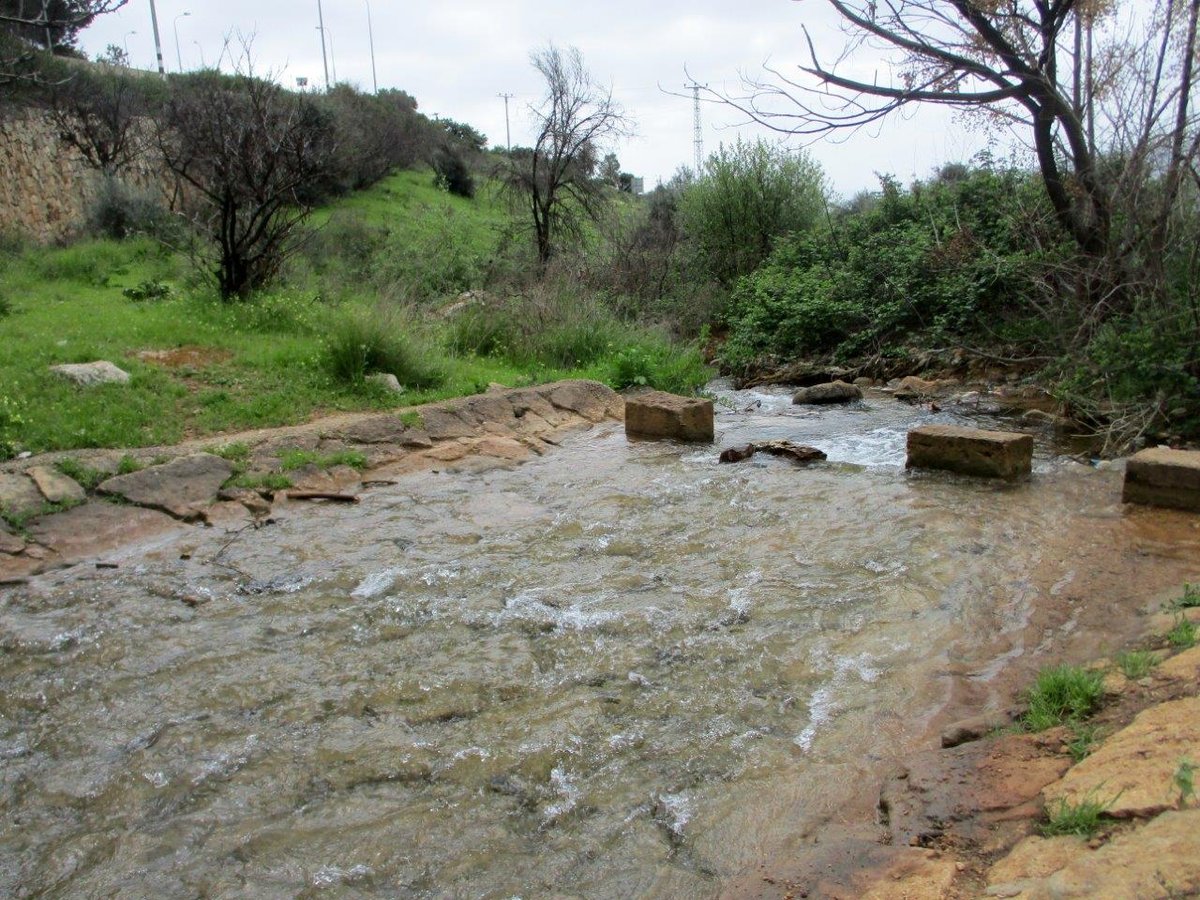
(1123, 447, 1200, 511)
(97, 453, 234, 520)
(365, 372, 404, 393)
(26, 466, 86, 504)
(792, 380, 863, 405)
(49, 360, 130, 386)
(0, 472, 45, 516)
(625, 391, 714, 442)
(719, 444, 758, 463)
(906, 424, 1033, 479)
(894, 376, 941, 400)
(759, 440, 826, 463)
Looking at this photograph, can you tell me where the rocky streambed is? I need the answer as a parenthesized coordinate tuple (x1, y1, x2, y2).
(1, 379, 1198, 898)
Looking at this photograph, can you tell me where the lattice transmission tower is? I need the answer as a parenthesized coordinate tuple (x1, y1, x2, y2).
(685, 82, 706, 173)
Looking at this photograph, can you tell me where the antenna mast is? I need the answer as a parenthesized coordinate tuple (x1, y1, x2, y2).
(685, 82, 706, 173)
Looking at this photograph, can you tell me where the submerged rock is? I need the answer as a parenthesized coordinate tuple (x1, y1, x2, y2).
(792, 380, 863, 405)
(718, 441, 826, 465)
(625, 391, 714, 442)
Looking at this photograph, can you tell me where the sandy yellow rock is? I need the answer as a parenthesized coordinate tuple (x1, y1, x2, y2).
(1042, 696, 1200, 818)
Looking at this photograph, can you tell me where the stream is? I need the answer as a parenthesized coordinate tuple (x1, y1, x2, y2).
(2, 384, 1196, 898)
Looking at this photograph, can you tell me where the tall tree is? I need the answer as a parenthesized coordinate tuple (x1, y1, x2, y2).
(1, 0, 126, 83)
(720, 0, 1199, 294)
(500, 44, 633, 266)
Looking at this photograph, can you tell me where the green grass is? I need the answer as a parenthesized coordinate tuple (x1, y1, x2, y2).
(55, 458, 108, 491)
(278, 449, 367, 472)
(1114, 649, 1159, 679)
(0, 171, 708, 459)
(1168, 614, 1197, 649)
(1066, 724, 1100, 762)
(1041, 794, 1111, 837)
(1174, 583, 1200, 609)
(1175, 759, 1196, 807)
(1022, 664, 1105, 732)
(225, 472, 294, 492)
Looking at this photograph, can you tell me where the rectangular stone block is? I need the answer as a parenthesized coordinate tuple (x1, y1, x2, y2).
(625, 391, 714, 442)
(1123, 447, 1200, 511)
(906, 424, 1033, 479)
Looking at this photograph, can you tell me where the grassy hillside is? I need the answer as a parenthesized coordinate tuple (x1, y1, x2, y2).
(0, 170, 707, 458)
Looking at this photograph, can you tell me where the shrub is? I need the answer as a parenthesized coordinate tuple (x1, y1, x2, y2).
(432, 147, 476, 199)
(1177, 584, 1200, 609)
(1168, 614, 1197, 649)
(88, 177, 177, 241)
(604, 340, 710, 395)
(122, 279, 173, 302)
(324, 307, 443, 388)
(1022, 664, 1105, 731)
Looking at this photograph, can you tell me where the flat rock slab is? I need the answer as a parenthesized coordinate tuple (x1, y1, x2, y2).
(625, 391, 714, 442)
(49, 360, 130, 386)
(0, 472, 44, 515)
(986, 808, 1200, 898)
(907, 424, 1033, 479)
(329, 415, 431, 447)
(1042, 695, 1200, 819)
(792, 380, 863, 405)
(29, 502, 181, 565)
(98, 453, 234, 520)
(1123, 447, 1200, 511)
(0, 522, 25, 555)
(546, 380, 624, 423)
(26, 466, 86, 504)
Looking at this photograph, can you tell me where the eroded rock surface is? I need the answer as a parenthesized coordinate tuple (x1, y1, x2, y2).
(29, 502, 181, 564)
(1041, 696, 1200, 819)
(98, 453, 234, 520)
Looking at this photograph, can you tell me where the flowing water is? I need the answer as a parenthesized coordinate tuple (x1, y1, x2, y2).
(2, 386, 1197, 898)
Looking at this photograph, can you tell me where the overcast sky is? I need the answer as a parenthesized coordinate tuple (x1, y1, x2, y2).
(78, 0, 1001, 197)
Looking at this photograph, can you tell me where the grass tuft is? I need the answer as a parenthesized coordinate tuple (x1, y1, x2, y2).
(278, 449, 367, 472)
(1167, 614, 1197, 649)
(1041, 794, 1110, 837)
(1114, 649, 1159, 679)
(1022, 664, 1105, 732)
(1174, 583, 1200, 609)
(324, 307, 444, 389)
(55, 458, 108, 491)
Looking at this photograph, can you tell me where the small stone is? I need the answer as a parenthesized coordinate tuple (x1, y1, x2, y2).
(792, 380, 863, 405)
(26, 466, 86, 504)
(365, 372, 404, 393)
(49, 360, 131, 386)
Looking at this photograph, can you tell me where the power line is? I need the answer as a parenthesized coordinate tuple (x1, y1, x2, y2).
(684, 82, 706, 173)
(497, 92, 514, 151)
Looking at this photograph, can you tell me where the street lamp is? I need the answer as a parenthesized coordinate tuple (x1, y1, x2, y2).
(173, 11, 190, 73)
(364, 0, 377, 94)
(327, 29, 337, 84)
(192, 39, 205, 69)
(123, 30, 137, 61)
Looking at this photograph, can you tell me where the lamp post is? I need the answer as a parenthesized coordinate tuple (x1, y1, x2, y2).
(192, 39, 205, 69)
(123, 30, 137, 61)
(173, 11, 190, 73)
(364, 0, 377, 94)
(315, 0, 330, 91)
(327, 29, 337, 84)
(147, 0, 167, 79)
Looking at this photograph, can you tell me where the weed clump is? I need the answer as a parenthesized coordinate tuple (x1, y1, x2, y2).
(1022, 664, 1105, 732)
(1167, 614, 1197, 649)
(325, 308, 444, 389)
(1041, 794, 1111, 837)
(1114, 649, 1159, 679)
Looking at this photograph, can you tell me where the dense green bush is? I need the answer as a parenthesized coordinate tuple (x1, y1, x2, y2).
(678, 139, 827, 285)
(88, 177, 178, 241)
(721, 167, 1052, 368)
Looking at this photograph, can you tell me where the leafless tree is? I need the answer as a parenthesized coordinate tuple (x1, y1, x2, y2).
(49, 62, 147, 174)
(500, 44, 633, 267)
(0, 1, 126, 84)
(718, 0, 1199, 299)
(157, 58, 336, 299)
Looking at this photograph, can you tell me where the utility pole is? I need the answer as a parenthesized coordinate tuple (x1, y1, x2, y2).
(364, 0, 377, 94)
(685, 82, 706, 173)
(148, 0, 167, 79)
(316, 0, 330, 91)
(497, 92, 514, 151)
